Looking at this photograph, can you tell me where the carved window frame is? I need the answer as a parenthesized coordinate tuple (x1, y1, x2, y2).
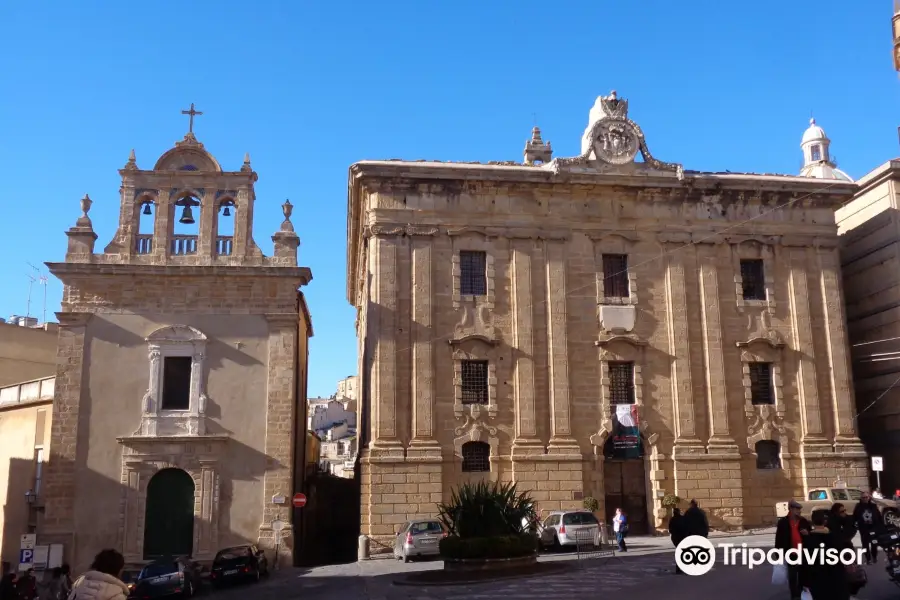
(739, 341, 784, 419)
(138, 325, 210, 437)
(732, 240, 776, 313)
(451, 338, 498, 418)
(451, 235, 496, 309)
(597, 335, 646, 414)
(593, 234, 638, 306)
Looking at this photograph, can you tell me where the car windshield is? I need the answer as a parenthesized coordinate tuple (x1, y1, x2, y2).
(410, 521, 442, 534)
(216, 547, 252, 560)
(140, 563, 178, 579)
(846, 489, 863, 500)
(563, 512, 599, 525)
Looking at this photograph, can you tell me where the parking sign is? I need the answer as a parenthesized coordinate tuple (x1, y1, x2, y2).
(873, 456, 884, 472)
(19, 548, 34, 570)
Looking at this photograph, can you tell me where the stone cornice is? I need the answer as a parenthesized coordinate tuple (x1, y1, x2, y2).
(46, 262, 312, 285)
(264, 313, 300, 327)
(55, 312, 92, 327)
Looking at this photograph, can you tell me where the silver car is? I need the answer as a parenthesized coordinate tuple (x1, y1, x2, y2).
(393, 519, 445, 562)
(539, 510, 600, 549)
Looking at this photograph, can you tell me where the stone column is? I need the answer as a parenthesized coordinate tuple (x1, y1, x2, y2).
(198, 460, 219, 559)
(260, 315, 297, 567)
(696, 245, 739, 453)
(545, 240, 579, 453)
(816, 243, 867, 451)
(510, 240, 542, 453)
(121, 460, 143, 561)
(370, 233, 404, 456)
(660, 236, 705, 451)
(407, 233, 442, 461)
(234, 188, 251, 259)
(38, 312, 91, 562)
(198, 189, 215, 263)
(785, 246, 829, 449)
(153, 189, 171, 264)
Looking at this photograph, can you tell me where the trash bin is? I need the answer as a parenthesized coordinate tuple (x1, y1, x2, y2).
(358, 535, 370, 561)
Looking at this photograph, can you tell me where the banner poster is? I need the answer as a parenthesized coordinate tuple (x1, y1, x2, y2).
(606, 403, 642, 459)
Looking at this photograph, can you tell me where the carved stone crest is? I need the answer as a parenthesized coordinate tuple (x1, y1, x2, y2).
(595, 121, 639, 164)
(746, 404, 786, 447)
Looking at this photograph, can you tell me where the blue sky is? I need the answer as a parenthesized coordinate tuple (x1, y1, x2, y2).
(0, 1, 897, 397)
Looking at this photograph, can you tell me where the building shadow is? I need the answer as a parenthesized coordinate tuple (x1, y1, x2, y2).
(1, 457, 34, 575)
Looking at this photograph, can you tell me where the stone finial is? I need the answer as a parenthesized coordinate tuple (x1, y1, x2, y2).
(125, 149, 137, 170)
(524, 126, 553, 165)
(79, 194, 93, 221)
(272, 199, 299, 265)
(282, 199, 293, 221)
(241, 152, 252, 172)
(66, 194, 98, 262)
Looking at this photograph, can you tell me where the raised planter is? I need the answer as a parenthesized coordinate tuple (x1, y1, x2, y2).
(443, 553, 537, 572)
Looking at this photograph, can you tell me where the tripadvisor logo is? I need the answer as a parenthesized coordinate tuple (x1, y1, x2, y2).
(675, 536, 866, 576)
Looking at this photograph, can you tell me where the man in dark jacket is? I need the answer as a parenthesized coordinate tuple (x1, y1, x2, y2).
(853, 491, 883, 564)
(775, 500, 810, 600)
(799, 510, 851, 600)
(669, 508, 687, 574)
(683, 499, 709, 538)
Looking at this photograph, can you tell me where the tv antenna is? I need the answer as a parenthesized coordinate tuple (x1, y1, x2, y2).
(26, 263, 48, 324)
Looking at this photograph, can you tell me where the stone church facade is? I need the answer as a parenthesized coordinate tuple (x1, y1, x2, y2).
(38, 125, 313, 571)
(347, 91, 868, 544)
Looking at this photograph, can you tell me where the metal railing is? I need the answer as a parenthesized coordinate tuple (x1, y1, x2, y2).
(216, 236, 234, 256)
(171, 235, 198, 255)
(135, 234, 153, 255)
(575, 526, 619, 567)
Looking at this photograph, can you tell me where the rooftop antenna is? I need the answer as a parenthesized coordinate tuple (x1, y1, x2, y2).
(25, 271, 36, 321)
(27, 263, 48, 325)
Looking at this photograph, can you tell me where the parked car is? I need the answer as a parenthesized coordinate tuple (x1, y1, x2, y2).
(539, 510, 600, 550)
(209, 545, 269, 587)
(775, 487, 900, 528)
(129, 556, 203, 598)
(393, 520, 445, 562)
(120, 568, 140, 596)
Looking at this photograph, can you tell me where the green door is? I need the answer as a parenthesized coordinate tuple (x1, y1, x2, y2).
(143, 468, 195, 559)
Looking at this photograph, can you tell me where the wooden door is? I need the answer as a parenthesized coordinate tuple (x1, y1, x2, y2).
(603, 460, 648, 534)
(143, 468, 195, 559)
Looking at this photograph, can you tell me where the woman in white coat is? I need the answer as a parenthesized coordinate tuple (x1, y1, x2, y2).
(67, 549, 130, 600)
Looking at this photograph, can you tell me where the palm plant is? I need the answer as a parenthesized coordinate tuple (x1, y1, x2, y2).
(437, 480, 537, 539)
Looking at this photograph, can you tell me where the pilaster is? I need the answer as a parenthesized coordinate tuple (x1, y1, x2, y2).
(786, 247, 829, 450)
(370, 234, 404, 456)
(408, 234, 441, 461)
(545, 240, 579, 454)
(510, 240, 542, 453)
(39, 312, 91, 548)
(198, 189, 216, 261)
(153, 189, 171, 263)
(234, 188, 251, 258)
(816, 244, 866, 452)
(696, 245, 739, 454)
(662, 239, 704, 451)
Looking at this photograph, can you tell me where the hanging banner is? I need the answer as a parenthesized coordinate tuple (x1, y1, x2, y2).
(605, 404, 642, 459)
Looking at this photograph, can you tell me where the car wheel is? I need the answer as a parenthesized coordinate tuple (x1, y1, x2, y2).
(886, 510, 900, 529)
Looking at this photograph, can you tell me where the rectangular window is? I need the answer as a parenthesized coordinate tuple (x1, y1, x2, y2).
(740, 259, 766, 301)
(459, 251, 487, 296)
(749, 362, 774, 405)
(608, 361, 635, 404)
(810, 144, 822, 162)
(602, 254, 630, 299)
(33, 448, 44, 497)
(161, 356, 192, 410)
(460, 360, 489, 405)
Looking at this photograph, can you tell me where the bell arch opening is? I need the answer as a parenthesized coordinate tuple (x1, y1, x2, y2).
(172, 195, 200, 255)
(143, 468, 195, 559)
(216, 199, 235, 256)
(136, 196, 156, 255)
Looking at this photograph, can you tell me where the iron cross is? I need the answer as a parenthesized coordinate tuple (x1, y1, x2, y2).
(181, 103, 203, 133)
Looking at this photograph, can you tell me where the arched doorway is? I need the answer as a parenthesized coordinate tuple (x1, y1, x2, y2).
(602, 406, 649, 534)
(143, 468, 195, 559)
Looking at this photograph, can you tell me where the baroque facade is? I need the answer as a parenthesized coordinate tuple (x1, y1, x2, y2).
(347, 91, 868, 545)
(37, 123, 313, 571)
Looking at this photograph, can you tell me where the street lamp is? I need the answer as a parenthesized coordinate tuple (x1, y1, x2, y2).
(25, 489, 35, 505)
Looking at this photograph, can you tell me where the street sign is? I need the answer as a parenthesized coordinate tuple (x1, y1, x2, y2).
(292, 493, 307, 508)
(20, 534, 35, 550)
(873, 456, 884, 472)
(271, 494, 286, 505)
(19, 548, 34, 569)
(271, 520, 285, 532)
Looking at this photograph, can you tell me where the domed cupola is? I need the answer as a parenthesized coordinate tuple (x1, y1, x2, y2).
(799, 118, 853, 182)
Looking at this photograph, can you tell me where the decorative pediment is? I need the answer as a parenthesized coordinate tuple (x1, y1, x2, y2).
(449, 334, 498, 347)
(736, 329, 785, 350)
(595, 333, 647, 348)
(146, 325, 208, 344)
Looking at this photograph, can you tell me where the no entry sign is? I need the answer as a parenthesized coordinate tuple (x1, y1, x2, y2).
(292, 493, 307, 508)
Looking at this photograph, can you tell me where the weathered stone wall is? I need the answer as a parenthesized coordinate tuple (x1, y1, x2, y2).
(356, 171, 867, 546)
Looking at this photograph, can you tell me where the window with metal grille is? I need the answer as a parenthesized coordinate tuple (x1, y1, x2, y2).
(608, 361, 635, 404)
(755, 440, 781, 470)
(740, 259, 766, 301)
(461, 441, 490, 472)
(749, 362, 774, 405)
(602, 254, 630, 298)
(460, 251, 487, 296)
(460, 360, 489, 404)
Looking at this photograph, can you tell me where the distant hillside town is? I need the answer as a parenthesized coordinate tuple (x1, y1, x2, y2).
(308, 375, 358, 479)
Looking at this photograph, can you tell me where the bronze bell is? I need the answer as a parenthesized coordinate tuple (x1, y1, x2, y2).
(179, 204, 195, 225)
(223, 206, 231, 217)
(142, 203, 152, 216)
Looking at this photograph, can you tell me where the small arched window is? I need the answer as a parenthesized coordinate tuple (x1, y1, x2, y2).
(461, 441, 490, 472)
(755, 440, 781, 470)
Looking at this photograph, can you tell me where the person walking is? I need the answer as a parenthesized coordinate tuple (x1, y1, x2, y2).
(68, 549, 130, 600)
(852, 491, 882, 564)
(15, 569, 37, 600)
(827, 503, 856, 547)
(775, 499, 810, 600)
(613, 508, 628, 552)
(58, 566, 71, 600)
(0, 574, 18, 600)
(669, 507, 687, 574)
(799, 510, 851, 600)
(683, 499, 709, 538)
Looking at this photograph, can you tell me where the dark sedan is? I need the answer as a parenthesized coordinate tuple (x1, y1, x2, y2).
(210, 545, 269, 587)
(129, 557, 203, 598)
